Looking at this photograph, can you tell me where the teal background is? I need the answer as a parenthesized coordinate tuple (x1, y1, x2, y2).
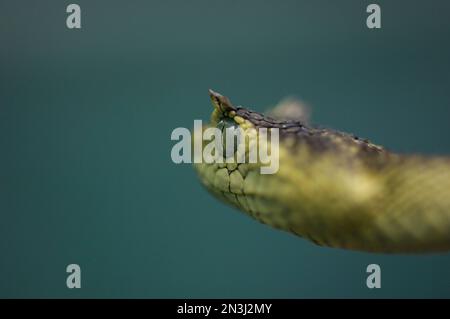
(1, 0, 450, 298)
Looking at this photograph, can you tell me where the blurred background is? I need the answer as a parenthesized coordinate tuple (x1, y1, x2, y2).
(1, 0, 450, 298)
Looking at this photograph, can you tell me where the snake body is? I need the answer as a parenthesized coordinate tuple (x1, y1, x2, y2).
(193, 90, 450, 253)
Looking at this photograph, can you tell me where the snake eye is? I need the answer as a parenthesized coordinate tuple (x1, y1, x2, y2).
(217, 118, 241, 158)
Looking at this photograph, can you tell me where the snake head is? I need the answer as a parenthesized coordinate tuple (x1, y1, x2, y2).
(208, 89, 239, 127)
(209, 89, 235, 113)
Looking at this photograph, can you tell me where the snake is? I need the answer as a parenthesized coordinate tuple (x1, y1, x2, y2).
(193, 90, 450, 253)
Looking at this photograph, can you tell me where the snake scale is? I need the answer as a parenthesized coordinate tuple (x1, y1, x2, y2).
(193, 90, 450, 253)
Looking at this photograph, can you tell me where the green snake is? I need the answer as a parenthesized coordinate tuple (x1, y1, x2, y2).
(193, 90, 450, 253)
